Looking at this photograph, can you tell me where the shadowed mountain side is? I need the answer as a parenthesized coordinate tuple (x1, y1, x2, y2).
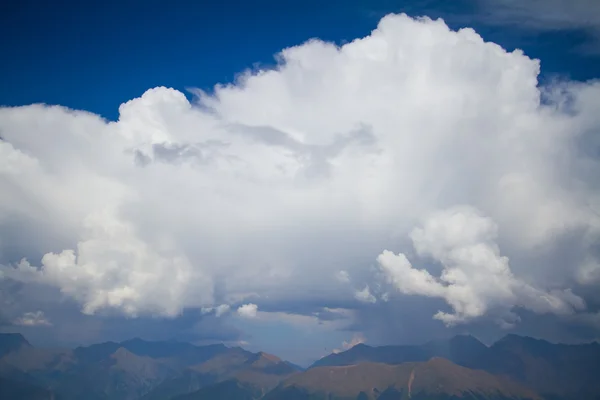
(0, 333, 32, 357)
(139, 369, 214, 400)
(1, 346, 76, 373)
(51, 347, 178, 400)
(142, 348, 301, 399)
(0, 376, 55, 400)
(172, 379, 263, 400)
(489, 335, 600, 399)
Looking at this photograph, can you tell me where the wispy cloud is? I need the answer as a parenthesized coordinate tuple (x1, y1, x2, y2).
(476, 0, 600, 53)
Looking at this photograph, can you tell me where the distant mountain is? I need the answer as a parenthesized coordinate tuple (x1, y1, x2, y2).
(74, 338, 229, 367)
(1, 332, 599, 400)
(0, 333, 300, 400)
(142, 347, 301, 399)
(45, 347, 178, 400)
(265, 358, 539, 400)
(120, 338, 229, 366)
(311, 334, 486, 368)
(0, 333, 31, 357)
(313, 334, 600, 400)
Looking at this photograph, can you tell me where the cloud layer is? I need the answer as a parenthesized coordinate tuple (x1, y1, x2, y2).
(1, 14, 600, 339)
(477, 0, 600, 53)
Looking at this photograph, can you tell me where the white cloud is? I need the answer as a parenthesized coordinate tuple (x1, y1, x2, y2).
(378, 207, 586, 326)
(336, 270, 350, 283)
(332, 333, 366, 354)
(215, 304, 231, 317)
(355, 285, 377, 304)
(0, 209, 211, 317)
(13, 311, 51, 327)
(0, 14, 599, 333)
(237, 303, 258, 318)
(201, 304, 231, 317)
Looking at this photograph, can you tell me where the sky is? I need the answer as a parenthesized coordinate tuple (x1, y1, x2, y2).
(1, 0, 600, 366)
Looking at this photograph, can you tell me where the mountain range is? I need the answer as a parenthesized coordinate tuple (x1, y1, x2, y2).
(0, 332, 598, 400)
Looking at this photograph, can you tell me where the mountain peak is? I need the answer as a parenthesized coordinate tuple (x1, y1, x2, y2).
(111, 346, 135, 360)
(257, 351, 281, 363)
(494, 334, 549, 348)
(121, 337, 147, 345)
(448, 334, 487, 348)
(425, 356, 455, 366)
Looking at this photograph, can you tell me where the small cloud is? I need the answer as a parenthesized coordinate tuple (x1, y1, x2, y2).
(215, 304, 231, 317)
(200, 304, 231, 317)
(354, 285, 376, 304)
(332, 333, 366, 354)
(13, 311, 51, 327)
(237, 303, 258, 318)
(336, 270, 350, 283)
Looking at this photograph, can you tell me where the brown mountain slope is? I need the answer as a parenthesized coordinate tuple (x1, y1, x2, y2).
(408, 357, 540, 399)
(191, 348, 299, 385)
(314, 334, 600, 400)
(266, 358, 540, 400)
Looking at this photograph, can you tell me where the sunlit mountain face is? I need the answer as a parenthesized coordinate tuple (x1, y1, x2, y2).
(1, 1, 600, 397)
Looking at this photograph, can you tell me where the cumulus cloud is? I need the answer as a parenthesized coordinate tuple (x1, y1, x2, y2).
(237, 303, 258, 318)
(1, 14, 600, 339)
(378, 207, 586, 326)
(13, 311, 51, 327)
(355, 285, 377, 304)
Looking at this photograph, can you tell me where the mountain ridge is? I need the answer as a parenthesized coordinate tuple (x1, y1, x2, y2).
(1, 332, 599, 400)
(265, 357, 540, 400)
(312, 334, 600, 400)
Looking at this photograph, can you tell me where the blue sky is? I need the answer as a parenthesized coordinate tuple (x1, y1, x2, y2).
(2, 0, 599, 120)
(2, 0, 600, 367)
